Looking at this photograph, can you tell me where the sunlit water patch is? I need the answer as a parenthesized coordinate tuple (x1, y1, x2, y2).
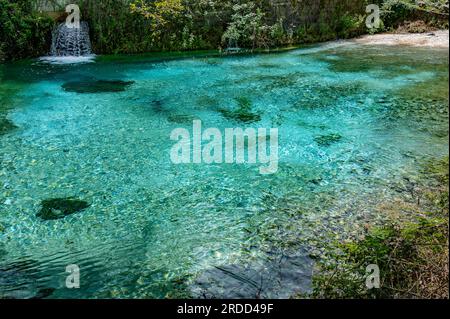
(0, 43, 448, 298)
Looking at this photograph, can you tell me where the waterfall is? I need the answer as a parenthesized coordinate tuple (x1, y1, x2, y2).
(50, 21, 92, 57)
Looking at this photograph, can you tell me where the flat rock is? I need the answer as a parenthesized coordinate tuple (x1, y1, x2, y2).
(37, 198, 90, 220)
(62, 80, 134, 93)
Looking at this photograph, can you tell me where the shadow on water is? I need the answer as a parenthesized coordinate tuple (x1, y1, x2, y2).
(0, 258, 55, 299)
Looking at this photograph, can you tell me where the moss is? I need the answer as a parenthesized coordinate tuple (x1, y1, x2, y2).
(420, 157, 449, 214)
(36, 198, 90, 221)
(62, 80, 134, 94)
(314, 133, 342, 146)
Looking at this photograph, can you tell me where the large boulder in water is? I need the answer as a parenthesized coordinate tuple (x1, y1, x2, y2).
(37, 198, 90, 221)
(0, 260, 55, 299)
(62, 80, 134, 93)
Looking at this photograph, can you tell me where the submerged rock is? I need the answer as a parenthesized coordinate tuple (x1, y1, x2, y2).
(31, 288, 56, 299)
(0, 118, 18, 136)
(167, 114, 196, 124)
(0, 259, 55, 299)
(37, 198, 90, 220)
(219, 97, 261, 123)
(191, 252, 312, 298)
(62, 80, 134, 93)
(314, 133, 343, 147)
(151, 100, 165, 112)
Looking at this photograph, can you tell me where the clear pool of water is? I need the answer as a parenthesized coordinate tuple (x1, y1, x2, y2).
(0, 42, 448, 298)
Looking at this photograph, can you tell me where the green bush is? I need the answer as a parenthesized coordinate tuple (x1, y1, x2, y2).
(0, 0, 54, 62)
(1, 0, 447, 61)
(381, 0, 449, 29)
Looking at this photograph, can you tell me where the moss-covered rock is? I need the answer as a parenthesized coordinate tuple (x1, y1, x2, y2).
(62, 80, 134, 93)
(37, 198, 90, 221)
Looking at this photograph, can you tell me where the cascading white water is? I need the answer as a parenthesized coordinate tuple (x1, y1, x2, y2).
(50, 21, 92, 57)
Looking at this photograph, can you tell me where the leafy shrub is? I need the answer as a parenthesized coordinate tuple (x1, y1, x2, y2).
(0, 0, 54, 62)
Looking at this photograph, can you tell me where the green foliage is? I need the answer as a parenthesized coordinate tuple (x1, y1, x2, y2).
(381, 0, 449, 29)
(1, 0, 448, 61)
(0, 0, 54, 62)
(222, 2, 265, 49)
(336, 14, 365, 38)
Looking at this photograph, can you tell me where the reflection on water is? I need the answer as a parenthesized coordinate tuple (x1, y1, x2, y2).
(0, 42, 448, 298)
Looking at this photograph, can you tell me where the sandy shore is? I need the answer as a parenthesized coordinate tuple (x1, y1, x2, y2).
(351, 30, 449, 48)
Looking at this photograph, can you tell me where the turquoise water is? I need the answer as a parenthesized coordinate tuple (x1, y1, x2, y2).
(0, 42, 448, 298)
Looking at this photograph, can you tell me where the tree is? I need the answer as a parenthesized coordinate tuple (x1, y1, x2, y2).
(222, 2, 265, 49)
(130, 0, 184, 28)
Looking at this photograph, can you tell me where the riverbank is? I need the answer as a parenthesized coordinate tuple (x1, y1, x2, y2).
(311, 156, 449, 299)
(351, 30, 449, 48)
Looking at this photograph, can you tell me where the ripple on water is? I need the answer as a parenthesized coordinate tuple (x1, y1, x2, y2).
(0, 43, 448, 298)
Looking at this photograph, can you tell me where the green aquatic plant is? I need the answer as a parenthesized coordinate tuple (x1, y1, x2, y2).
(314, 133, 343, 147)
(36, 198, 91, 221)
(218, 96, 261, 123)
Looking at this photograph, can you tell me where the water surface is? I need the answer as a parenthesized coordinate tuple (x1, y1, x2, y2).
(0, 43, 448, 298)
